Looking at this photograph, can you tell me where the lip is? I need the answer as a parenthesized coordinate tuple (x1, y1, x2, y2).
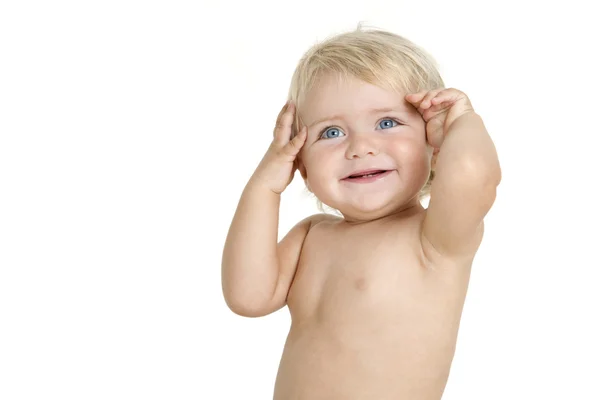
(341, 169, 393, 184)
(343, 169, 390, 179)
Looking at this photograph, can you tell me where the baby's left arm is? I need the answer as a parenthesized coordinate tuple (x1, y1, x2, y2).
(406, 89, 501, 259)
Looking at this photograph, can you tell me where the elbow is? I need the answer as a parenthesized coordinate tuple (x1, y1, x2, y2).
(222, 287, 277, 318)
(221, 262, 282, 318)
(224, 298, 268, 318)
(459, 153, 502, 188)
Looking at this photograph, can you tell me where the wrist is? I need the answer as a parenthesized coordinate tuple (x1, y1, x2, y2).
(248, 174, 283, 196)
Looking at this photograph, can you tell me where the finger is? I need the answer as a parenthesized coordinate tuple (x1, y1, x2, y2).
(405, 91, 428, 105)
(430, 89, 460, 105)
(422, 102, 449, 122)
(419, 89, 444, 110)
(273, 101, 290, 132)
(434, 89, 472, 109)
(281, 125, 307, 157)
(273, 102, 295, 145)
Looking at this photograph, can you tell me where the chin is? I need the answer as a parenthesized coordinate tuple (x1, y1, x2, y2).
(330, 197, 400, 221)
(330, 187, 425, 220)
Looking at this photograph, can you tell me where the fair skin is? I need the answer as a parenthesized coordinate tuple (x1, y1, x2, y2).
(222, 73, 501, 399)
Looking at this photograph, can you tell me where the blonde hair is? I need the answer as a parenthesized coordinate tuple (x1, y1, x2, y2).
(287, 24, 445, 213)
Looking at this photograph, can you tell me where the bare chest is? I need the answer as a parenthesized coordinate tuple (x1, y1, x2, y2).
(287, 220, 437, 322)
(277, 218, 472, 399)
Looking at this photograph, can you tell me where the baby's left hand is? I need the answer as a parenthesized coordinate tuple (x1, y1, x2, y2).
(405, 88, 475, 150)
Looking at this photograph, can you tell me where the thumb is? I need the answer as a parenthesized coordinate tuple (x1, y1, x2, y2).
(281, 125, 307, 157)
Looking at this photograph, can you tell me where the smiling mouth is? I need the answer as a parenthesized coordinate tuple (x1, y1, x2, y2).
(345, 170, 388, 179)
(341, 170, 394, 183)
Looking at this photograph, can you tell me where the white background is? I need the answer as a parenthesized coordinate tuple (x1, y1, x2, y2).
(1, 0, 599, 399)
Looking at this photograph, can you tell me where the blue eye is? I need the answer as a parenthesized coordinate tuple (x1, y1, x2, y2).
(320, 127, 345, 140)
(319, 118, 400, 140)
(378, 119, 398, 129)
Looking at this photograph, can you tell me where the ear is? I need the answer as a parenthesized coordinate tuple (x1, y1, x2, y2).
(295, 158, 311, 192)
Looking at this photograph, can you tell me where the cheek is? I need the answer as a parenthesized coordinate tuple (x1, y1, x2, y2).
(302, 146, 327, 169)
(390, 137, 424, 155)
(389, 138, 430, 169)
(302, 148, 338, 181)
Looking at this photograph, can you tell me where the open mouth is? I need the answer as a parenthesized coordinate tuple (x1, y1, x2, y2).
(348, 170, 386, 178)
(343, 169, 392, 182)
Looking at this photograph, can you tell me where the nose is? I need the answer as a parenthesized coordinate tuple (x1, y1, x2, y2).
(345, 134, 379, 159)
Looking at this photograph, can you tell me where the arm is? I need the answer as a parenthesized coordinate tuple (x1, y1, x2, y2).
(422, 111, 501, 259)
(222, 100, 309, 316)
(221, 177, 317, 317)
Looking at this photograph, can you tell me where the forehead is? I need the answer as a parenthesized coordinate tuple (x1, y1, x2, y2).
(300, 74, 411, 126)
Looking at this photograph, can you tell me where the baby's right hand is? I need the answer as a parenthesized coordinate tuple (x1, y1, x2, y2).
(251, 101, 308, 194)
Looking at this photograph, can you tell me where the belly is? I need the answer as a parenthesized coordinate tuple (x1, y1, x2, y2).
(278, 264, 466, 400)
(273, 322, 454, 400)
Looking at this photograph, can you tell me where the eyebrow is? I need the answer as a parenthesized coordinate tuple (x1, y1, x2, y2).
(307, 106, 407, 128)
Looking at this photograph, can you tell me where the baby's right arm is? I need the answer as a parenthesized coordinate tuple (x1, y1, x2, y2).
(221, 101, 308, 317)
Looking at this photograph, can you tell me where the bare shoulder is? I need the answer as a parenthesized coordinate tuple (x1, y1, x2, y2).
(279, 213, 340, 272)
(308, 213, 342, 228)
(282, 213, 340, 239)
(267, 213, 341, 312)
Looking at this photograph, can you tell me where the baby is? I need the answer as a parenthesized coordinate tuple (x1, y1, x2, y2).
(221, 26, 501, 400)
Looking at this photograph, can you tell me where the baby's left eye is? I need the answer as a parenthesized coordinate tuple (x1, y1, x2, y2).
(378, 119, 399, 129)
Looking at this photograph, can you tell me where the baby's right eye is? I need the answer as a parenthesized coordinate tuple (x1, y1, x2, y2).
(320, 127, 345, 140)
